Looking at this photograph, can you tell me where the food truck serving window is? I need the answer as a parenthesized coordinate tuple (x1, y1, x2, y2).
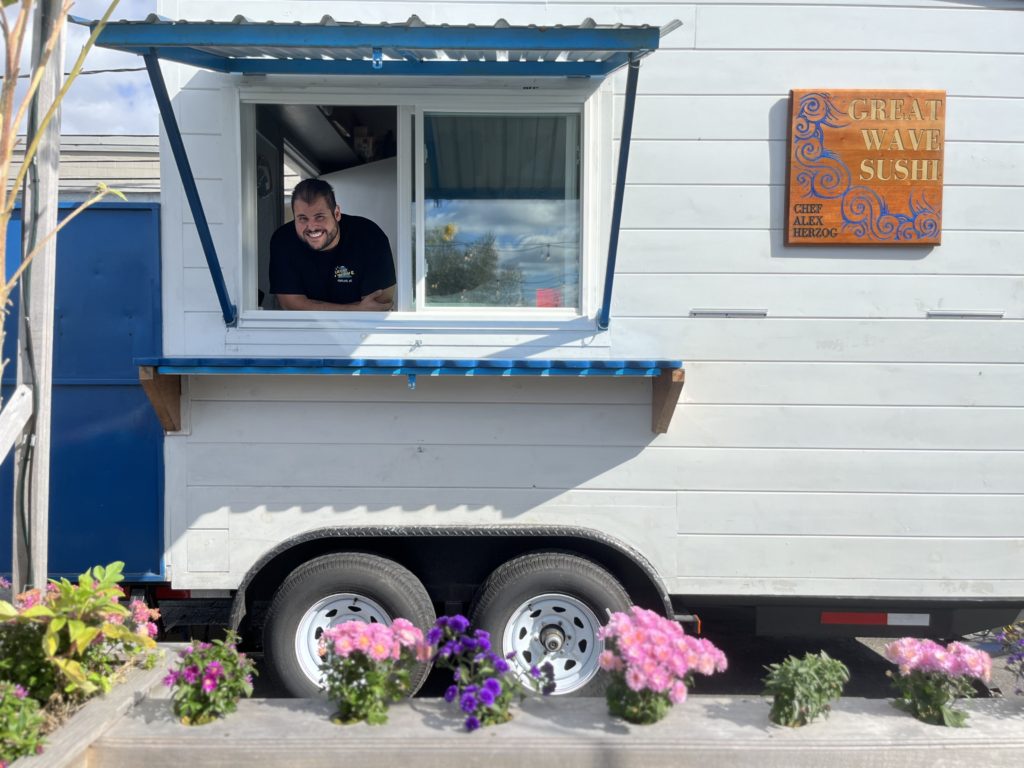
(248, 98, 583, 315)
(82, 15, 676, 329)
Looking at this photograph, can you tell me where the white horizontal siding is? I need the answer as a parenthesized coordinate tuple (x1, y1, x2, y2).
(619, 95, 1024, 142)
(695, 5, 1024, 53)
(185, 443, 1024, 494)
(632, 50, 1024, 97)
(677, 492, 1024, 538)
(674, 537, 1024, 581)
(623, 140, 1024, 187)
(186, 400, 1024, 451)
(615, 274, 1024, 319)
(620, 185, 1024, 231)
(617, 318, 1024, 362)
(186, 362, 1024, 407)
(683, 362, 1024, 406)
(615, 230, 1024, 275)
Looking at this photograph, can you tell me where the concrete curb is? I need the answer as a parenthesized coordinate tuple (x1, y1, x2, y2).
(89, 694, 1024, 768)
(12, 649, 169, 768)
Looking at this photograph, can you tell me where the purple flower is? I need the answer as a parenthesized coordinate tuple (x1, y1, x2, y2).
(435, 616, 450, 628)
(465, 715, 480, 731)
(452, 668, 461, 682)
(0, 575, 11, 589)
(460, 692, 478, 714)
(449, 615, 470, 633)
(529, 665, 541, 679)
(206, 660, 224, 678)
(426, 627, 442, 645)
(182, 665, 200, 684)
(459, 637, 478, 652)
(443, 685, 458, 703)
(201, 675, 218, 693)
(13, 684, 27, 700)
(483, 677, 502, 696)
(162, 670, 180, 688)
(477, 687, 495, 706)
(494, 658, 510, 674)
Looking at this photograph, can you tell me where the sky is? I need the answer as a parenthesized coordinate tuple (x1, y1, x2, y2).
(5, 0, 158, 134)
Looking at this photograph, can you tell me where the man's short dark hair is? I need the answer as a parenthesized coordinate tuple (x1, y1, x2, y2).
(291, 178, 337, 211)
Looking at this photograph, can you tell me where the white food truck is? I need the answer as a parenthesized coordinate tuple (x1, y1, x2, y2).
(82, 0, 1024, 696)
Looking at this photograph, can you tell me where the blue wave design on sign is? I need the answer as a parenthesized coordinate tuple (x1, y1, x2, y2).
(793, 92, 940, 242)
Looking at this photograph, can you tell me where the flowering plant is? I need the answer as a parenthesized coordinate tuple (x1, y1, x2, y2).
(884, 637, 992, 727)
(0, 681, 45, 768)
(995, 621, 1023, 696)
(164, 631, 256, 725)
(430, 615, 553, 731)
(0, 563, 158, 702)
(318, 619, 426, 725)
(598, 606, 728, 725)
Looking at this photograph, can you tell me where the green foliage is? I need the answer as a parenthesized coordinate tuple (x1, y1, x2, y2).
(762, 651, 850, 727)
(322, 649, 410, 726)
(888, 669, 978, 727)
(0, 562, 156, 702)
(165, 631, 256, 726)
(605, 676, 672, 725)
(0, 681, 45, 766)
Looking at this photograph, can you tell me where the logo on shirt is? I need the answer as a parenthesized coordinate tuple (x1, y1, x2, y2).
(334, 266, 355, 283)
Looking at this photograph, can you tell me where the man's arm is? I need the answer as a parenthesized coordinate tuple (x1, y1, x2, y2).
(277, 285, 395, 311)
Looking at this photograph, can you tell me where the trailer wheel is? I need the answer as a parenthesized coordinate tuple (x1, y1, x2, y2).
(470, 553, 631, 696)
(263, 553, 435, 698)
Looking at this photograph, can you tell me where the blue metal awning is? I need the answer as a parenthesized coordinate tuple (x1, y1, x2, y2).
(79, 15, 678, 330)
(136, 358, 686, 433)
(75, 14, 674, 77)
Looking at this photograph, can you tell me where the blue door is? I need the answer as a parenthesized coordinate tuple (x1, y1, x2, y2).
(2, 203, 163, 580)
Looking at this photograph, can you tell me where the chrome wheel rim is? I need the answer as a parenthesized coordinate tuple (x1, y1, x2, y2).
(294, 593, 391, 686)
(501, 593, 603, 695)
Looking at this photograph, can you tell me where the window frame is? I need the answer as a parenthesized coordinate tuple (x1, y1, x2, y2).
(236, 80, 610, 332)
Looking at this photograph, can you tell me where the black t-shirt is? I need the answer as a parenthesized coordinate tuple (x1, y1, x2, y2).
(269, 214, 396, 305)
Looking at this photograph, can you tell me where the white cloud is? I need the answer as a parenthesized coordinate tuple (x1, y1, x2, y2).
(1, 0, 158, 134)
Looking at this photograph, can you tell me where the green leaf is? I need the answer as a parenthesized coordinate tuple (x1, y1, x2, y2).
(0, 600, 20, 620)
(18, 604, 54, 619)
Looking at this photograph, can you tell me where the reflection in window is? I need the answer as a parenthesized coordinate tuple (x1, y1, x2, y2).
(423, 114, 580, 309)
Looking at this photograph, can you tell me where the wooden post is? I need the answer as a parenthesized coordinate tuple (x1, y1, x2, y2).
(12, 0, 65, 592)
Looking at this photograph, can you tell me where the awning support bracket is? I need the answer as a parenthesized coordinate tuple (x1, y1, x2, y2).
(143, 50, 237, 327)
(598, 53, 641, 331)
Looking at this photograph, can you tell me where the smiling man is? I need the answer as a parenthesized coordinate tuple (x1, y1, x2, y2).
(269, 179, 396, 311)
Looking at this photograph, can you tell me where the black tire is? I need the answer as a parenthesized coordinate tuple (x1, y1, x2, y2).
(263, 553, 435, 698)
(470, 553, 631, 697)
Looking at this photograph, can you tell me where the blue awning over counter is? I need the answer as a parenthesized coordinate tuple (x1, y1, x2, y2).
(136, 358, 686, 434)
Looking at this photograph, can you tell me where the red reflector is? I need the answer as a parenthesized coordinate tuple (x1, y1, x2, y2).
(154, 587, 191, 600)
(820, 611, 888, 626)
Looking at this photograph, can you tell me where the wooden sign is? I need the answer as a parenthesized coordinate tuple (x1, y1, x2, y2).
(785, 89, 945, 246)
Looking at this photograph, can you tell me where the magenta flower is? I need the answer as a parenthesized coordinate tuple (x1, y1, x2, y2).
(163, 670, 180, 688)
(201, 675, 219, 693)
(182, 665, 200, 684)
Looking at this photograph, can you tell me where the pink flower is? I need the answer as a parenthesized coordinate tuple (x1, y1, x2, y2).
(13, 684, 28, 700)
(201, 675, 218, 693)
(391, 618, 423, 648)
(624, 667, 647, 692)
(598, 650, 622, 671)
(669, 680, 688, 705)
